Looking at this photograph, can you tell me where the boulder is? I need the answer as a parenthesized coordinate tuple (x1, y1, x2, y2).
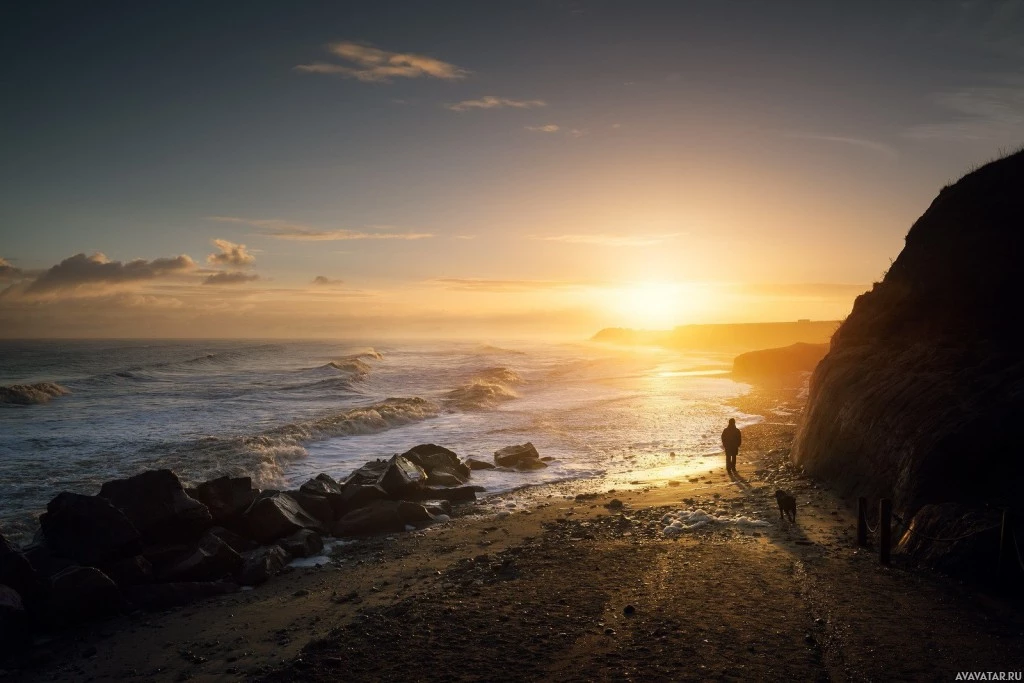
(98, 469, 212, 543)
(239, 545, 290, 587)
(332, 500, 434, 537)
(299, 473, 348, 518)
(190, 476, 256, 525)
(464, 458, 495, 471)
(401, 444, 471, 484)
(22, 539, 75, 578)
(515, 458, 548, 471)
(376, 455, 428, 498)
(98, 555, 153, 587)
(0, 584, 28, 651)
(156, 530, 242, 583)
(124, 581, 239, 611)
(41, 566, 125, 626)
(0, 532, 41, 600)
(241, 491, 327, 544)
(39, 492, 142, 566)
(344, 459, 390, 487)
(420, 500, 453, 516)
(279, 529, 324, 558)
(494, 442, 541, 468)
(286, 490, 335, 525)
(335, 483, 390, 516)
(208, 526, 258, 554)
(409, 485, 481, 503)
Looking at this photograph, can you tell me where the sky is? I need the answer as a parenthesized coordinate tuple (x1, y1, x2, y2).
(1, 0, 1023, 338)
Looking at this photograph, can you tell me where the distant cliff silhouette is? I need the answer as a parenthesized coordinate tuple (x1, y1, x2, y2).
(593, 321, 838, 351)
(794, 150, 1024, 581)
(732, 342, 829, 385)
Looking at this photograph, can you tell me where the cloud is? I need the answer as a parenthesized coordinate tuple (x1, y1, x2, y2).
(312, 275, 343, 286)
(446, 96, 546, 112)
(786, 132, 898, 158)
(532, 233, 683, 247)
(526, 124, 560, 133)
(207, 238, 255, 267)
(26, 252, 196, 294)
(0, 257, 24, 281)
(294, 42, 469, 83)
(905, 81, 1024, 142)
(208, 216, 432, 241)
(203, 271, 260, 286)
(430, 278, 593, 292)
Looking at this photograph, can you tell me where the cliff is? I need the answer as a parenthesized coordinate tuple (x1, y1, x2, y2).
(793, 150, 1024, 579)
(732, 342, 829, 386)
(593, 320, 838, 351)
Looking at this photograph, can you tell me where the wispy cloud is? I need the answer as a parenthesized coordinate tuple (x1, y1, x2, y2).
(26, 252, 196, 295)
(526, 124, 560, 133)
(532, 233, 683, 247)
(207, 238, 255, 267)
(429, 278, 593, 292)
(203, 271, 260, 286)
(294, 42, 469, 83)
(447, 96, 546, 112)
(208, 216, 433, 241)
(786, 132, 898, 158)
(905, 81, 1024, 142)
(312, 275, 343, 286)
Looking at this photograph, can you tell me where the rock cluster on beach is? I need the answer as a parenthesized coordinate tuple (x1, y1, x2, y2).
(0, 441, 545, 642)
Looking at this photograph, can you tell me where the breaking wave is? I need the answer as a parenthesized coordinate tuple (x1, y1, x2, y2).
(444, 367, 523, 411)
(0, 382, 71, 405)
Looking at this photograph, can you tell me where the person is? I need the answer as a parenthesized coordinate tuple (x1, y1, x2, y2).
(721, 418, 741, 474)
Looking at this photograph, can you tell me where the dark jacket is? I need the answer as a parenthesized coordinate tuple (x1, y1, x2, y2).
(721, 425, 741, 454)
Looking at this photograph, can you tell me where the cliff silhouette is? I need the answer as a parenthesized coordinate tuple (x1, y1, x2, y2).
(794, 150, 1024, 580)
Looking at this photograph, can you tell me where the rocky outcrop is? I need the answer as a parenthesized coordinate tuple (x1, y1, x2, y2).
(242, 491, 327, 544)
(732, 342, 829, 386)
(494, 443, 546, 470)
(98, 470, 212, 543)
(401, 444, 471, 485)
(793, 150, 1024, 580)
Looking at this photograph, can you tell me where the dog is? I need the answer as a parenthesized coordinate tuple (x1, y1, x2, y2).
(775, 489, 797, 523)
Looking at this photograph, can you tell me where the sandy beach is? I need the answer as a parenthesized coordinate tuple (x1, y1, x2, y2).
(6, 388, 1023, 682)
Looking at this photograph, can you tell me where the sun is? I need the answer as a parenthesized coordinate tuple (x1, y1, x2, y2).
(610, 282, 692, 329)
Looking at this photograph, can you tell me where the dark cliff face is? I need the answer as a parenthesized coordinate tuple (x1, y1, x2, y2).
(794, 151, 1024, 522)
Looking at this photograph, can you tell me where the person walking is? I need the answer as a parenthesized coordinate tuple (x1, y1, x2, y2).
(721, 418, 741, 475)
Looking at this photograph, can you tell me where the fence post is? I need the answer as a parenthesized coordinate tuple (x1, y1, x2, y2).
(857, 497, 868, 547)
(998, 509, 1011, 579)
(879, 499, 892, 565)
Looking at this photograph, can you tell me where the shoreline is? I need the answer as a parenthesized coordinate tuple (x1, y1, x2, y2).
(7, 386, 1023, 681)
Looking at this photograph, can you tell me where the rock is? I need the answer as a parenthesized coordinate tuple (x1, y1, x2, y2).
(420, 500, 453, 516)
(606, 499, 624, 510)
(335, 483, 390, 516)
(190, 476, 256, 525)
(239, 545, 290, 587)
(401, 444, 471, 484)
(208, 526, 258, 554)
(299, 473, 347, 517)
(286, 490, 335, 526)
(241, 491, 327, 545)
(0, 584, 28, 651)
(279, 529, 324, 558)
(0, 532, 41, 600)
(494, 442, 541, 468)
(624, 604, 636, 617)
(98, 470, 212, 543)
(515, 458, 548, 471)
(344, 460, 390, 487)
(22, 539, 75, 578)
(464, 458, 495, 471)
(376, 455, 428, 498)
(41, 566, 125, 626)
(333, 501, 434, 537)
(39, 492, 142, 566)
(98, 555, 153, 587)
(124, 581, 239, 611)
(408, 486, 480, 503)
(156, 530, 242, 583)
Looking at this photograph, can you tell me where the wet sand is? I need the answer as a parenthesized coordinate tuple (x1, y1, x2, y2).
(7, 389, 1024, 682)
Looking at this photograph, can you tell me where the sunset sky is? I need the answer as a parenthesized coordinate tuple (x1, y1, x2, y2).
(2, 1, 1022, 338)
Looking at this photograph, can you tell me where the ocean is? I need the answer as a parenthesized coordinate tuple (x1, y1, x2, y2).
(0, 339, 759, 541)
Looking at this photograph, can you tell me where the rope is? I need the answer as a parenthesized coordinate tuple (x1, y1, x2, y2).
(892, 514, 1000, 543)
(864, 515, 878, 534)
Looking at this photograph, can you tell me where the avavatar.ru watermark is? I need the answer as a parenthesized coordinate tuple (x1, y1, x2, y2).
(955, 673, 1022, 681)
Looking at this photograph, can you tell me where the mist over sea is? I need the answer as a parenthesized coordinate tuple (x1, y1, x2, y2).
(0, 339, 759, 540)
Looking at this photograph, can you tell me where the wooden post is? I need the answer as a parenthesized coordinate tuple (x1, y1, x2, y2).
(857, 497, 868, 547)
(998, 509, 1011, 579)
(879, 499, 892, 565)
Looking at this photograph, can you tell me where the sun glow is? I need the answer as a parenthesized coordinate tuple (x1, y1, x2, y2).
(610, 282, 701, 329)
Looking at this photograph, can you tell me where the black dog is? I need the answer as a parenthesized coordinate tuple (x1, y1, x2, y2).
(775, 489, 796, 523)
